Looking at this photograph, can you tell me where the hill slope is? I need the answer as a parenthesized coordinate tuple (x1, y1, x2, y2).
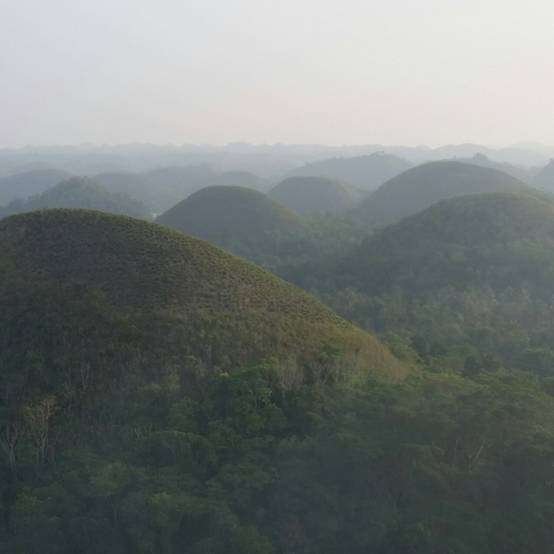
(532, 160, 554, 192)
(0, 168, 72, 204)
(458, 153, 535, 182)
(351, 161, 526, 226)
(0, 209, 404, 393)
(288, 152, 412, 191)
(0, 177, 150, 219)
(269, 176, 361, 215)
(157, 186, 318, 266)
(326, 191, 554, 371)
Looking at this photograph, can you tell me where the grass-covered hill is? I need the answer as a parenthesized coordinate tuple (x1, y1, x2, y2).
(0, 177, 150, 219)
(532, 160, 554, 192)
(0, 209, 404, 395)
(288, 152, 413, 191)
(350, 160, 527, 226)
(324, 191, 554, 371)
(156, 185, 320, 266)
(269, 176, 361, 215)
(0, 168, 72, 204)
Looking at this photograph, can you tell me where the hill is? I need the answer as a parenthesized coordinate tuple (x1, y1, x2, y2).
(212, 170, 272, 191)
(0, 209, 403, 391)
(325, 191, 554, 371)
(143, 165, 219, 211)
(287, 152, 413, 191)
(156, 185, 321, 266)
(532, 160, 554, 192)
(0, 168, 72, 204)
(93, 171, 163, 214)
(458, 153, 536, 182)
(1, 210, 553, 554)
(0, 177, 150, 219)
(269, 176, 361, 215)
(350, 161, 526, 226)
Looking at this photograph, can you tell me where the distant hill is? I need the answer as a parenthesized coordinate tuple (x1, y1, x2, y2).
(0, 168, 72, 204)
(458, 153, 536, 182)
(287, 152, 413, 191)
(93, 172, 163, 215)
(94, 168, 270, 214)
(269, 176, 361, 215)
(350, 161, 526, 226)
(324, 191, 554, 372)
(0, 177, 150, 219)
(157, 185, 316, 266)
(0, 210, 404, 396)
(143, 165, 220, 211)
(212, 170, 272, 191)
(532, 160, 554, 192)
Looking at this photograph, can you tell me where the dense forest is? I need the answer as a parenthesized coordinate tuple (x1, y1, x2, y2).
(1, 155, 554, 553)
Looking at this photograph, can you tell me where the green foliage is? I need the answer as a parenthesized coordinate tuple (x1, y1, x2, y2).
(321, 192, 554, 373)
(1, 366, 552, 553)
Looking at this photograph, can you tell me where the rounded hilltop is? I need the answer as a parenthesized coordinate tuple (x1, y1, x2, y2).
(0, 209, 406, 398)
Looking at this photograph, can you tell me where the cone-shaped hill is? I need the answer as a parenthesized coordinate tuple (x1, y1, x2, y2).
(0, 177, 150, 219)
(328, 191, 554, 370)
(269, 176, 361, 215)
(157, 186, 316, 267)
(350, 161, 526, 226)
(344, 191, 554, 294)
(0, 210, 405, 404)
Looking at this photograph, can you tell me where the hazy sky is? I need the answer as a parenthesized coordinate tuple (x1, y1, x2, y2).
(1, 0, 553, 148)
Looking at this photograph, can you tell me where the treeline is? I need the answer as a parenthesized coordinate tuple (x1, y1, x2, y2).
(2, 364, 553, 553)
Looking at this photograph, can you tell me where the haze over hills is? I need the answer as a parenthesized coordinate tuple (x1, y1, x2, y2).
(269, 176, 361, 215)
(457, 153, 537, 183)
(287, 152, 413, 191)
(532, 160, 554, 192)
(350, 161, 527, 226)
(0, 168, 72, 204)
(1, 143, 551, 180)
(323, 190, 554, 371)
(0, 177, 151, 219)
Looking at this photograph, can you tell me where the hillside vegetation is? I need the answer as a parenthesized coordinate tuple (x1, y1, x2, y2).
(0, 209, 403, 388)
(322, 191, 554, 372)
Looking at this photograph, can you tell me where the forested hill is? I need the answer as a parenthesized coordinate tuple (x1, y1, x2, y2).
(321, 190, 554, 372)
(350, 160, 527, 226)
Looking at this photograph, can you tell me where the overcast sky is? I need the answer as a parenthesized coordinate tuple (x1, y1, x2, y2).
(1, 0, 553, 148)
